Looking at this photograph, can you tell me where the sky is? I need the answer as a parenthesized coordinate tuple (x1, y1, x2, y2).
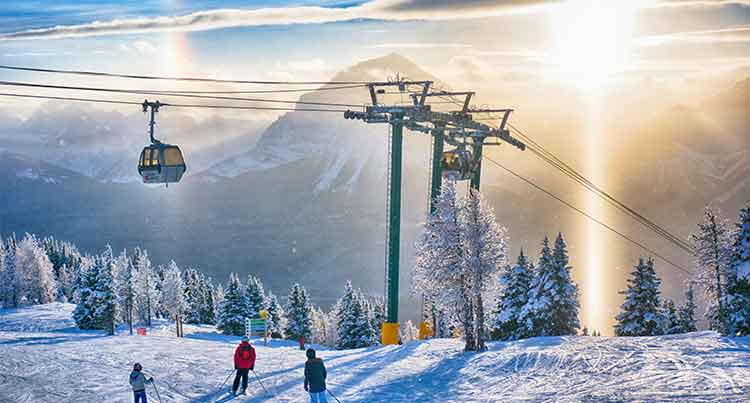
(0, 0, 747, 333)
(0, 0, 747, 101)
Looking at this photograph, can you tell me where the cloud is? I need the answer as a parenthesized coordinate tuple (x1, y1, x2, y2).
(648, 0, 750, 7)
(0, 0, 560, 41)
(639, 26, 750, 45)
(369, 43, 473, 49)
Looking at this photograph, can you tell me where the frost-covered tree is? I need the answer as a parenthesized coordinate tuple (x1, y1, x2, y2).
(0, 238, 18, 307)
(678, 282, 698, 333)
(161, 261, 186, 337)
(42, 236, 81, 302)
(183, 268, 202, 324)
(284, 283, 313, 343)
(459, 188, 508, 350)
(660, 299, 680, 335)
(369, 297, 385, 341)
(217, 273, 251, 336)
(690, 205, 732, 334)
(133, 249, 160, 326)
(400, 320, 419, 343)
(524, 234, 580, 337)
(615, 257, 662, 336)
(414, 181, 476, 350)
(245, 275, 267, 319)
(336, 282, 377, 349)
(726, 205, 750, 336)
(214, 283, 225, 319)
(200, 277, 217, 325)
(491, 249, 534, 340)
(266, 292, 286, 338)
(14, 234, 57, 305)
(115, 250, 136, 335)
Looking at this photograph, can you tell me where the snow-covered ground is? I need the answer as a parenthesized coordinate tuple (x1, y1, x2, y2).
(1, 304, 749, 403)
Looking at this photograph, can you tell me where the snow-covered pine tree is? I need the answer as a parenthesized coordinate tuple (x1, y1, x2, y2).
(266, 292, 286, 338)
(336, 281, 377, 349)
(72, 259, 98, 329)
(459, 188, 508, 350)
(182, 268, 200, 324)
(524, 234, 580, 337)
(95, 247, 118, 335)
(369, 297, 385, 341)
(14, 234, 57, 305)
(161, 261, 187, 337)
(310, 306, 328, 345)
(133, 248, 160, 327)
(245, 275, 267, 319)
(199, 276, 217, 325)
(678, 282, 698, 333)
(414, 181, 476, 350)
(660, 299, 680, 335)
(491, 249, 534, 340)
(217, 273, 251, 336)
(114, 249, 136, 335)
(614, 257, 663, 336)
(284, 283, 313, 343)
(73, 247, 118, 334)
(726, 205, 750, 336)
(690, 205, 732, 334)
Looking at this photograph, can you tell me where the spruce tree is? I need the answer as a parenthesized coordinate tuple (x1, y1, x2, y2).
(73, 248, 118, 334)
(678, 282, 698, 333)
(284, 283, 313, 342)
(524, 234, 580, 337)
(369, 297, 385, 341)
(491, 249, 534, 340)
(199, 276, 217, 325)
(73, 261, 99, 329)
(183, 268, 201, 324)
(661, 299, 680, 335)
(245, 275, 267, 319)
(336, 282, 377, 349)
(217, 273, 251, 336)
(266, 292, 286, 338)
(614, 257, 662, 336)
(690, 205, 732, 334)
(726, 205, 750, 336)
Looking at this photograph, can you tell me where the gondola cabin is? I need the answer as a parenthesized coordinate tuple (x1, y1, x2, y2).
(441, 149, 475, 180)
(138, 143, 186, 184)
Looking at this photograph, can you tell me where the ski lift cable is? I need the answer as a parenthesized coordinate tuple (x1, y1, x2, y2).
(0, 64, 372, 85)
(0, 92, 349, 113)
(482, 154, 693, 276)
(0, 80, 365, 109)
(504, 123, 693, 253)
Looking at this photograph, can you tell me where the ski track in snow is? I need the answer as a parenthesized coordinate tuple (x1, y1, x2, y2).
(1, 304, 749, 403)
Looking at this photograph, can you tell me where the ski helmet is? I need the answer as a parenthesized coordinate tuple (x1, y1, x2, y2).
(241, 336, 249, 342)
(133, 363, 142, 371)
(306, 348, 316, 360)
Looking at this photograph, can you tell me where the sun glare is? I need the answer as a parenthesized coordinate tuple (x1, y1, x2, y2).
(548, 1, 641, 90)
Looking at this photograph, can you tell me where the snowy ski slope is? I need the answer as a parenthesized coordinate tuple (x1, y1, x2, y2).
(1, 303, 749, 403)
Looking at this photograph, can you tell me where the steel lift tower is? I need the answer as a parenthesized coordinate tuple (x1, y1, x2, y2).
(344, 77, 526, 344)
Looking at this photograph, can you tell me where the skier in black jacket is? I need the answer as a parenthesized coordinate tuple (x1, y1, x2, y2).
(304, 348, 328, 403)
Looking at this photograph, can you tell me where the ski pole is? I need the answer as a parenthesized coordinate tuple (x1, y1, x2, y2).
(251, 370, 271, 396)
(327, 389, 343, 403)
(151, 379, 163, 403)
(215, 369, 234, 394)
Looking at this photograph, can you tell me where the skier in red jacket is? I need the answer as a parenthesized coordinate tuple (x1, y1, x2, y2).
(232, 336, 256, 395)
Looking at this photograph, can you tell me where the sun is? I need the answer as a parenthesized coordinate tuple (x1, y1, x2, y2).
(547, 0, 642, 90)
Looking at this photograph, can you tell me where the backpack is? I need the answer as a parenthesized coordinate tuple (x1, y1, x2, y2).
(239, 345, 253, 360)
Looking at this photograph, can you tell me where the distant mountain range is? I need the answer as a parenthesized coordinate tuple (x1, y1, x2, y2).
(1, 54, 747, 322)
